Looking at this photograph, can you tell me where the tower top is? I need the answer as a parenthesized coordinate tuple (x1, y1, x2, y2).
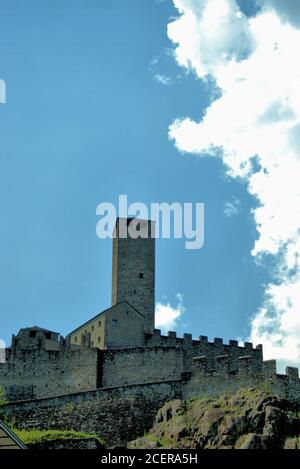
(113, 217, 155, 239)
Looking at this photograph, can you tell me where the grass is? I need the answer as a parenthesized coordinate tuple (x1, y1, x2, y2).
(0, 386, 9, 424)
(0, 386, 7, 407)
(143, 432, 174, 449)
(13, 429, 105, 446)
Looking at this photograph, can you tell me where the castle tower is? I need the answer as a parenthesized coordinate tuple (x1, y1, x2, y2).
(112, 218, 155, 333)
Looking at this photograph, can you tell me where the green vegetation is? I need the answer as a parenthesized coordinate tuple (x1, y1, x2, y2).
(186, 396, 213, 406)
(143, 431, 173, 449)
(13, 429, 105, 446)
(0, 386, 7, 406)
(0, 386, 8, 423)
(64, 403, 76, 414)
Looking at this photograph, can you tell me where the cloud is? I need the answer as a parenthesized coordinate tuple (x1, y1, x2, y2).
(149, 51, 182, 86)
(257, 0, 300, 28)
(167, 0, 300, 369)
(153, 73, 173, 86)
(168, 0, 255, 77)
(224, 197, 241, 217)
(155, 294, 185, 332)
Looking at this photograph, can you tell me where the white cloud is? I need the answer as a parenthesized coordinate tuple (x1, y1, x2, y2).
(155, 293, 185, 332)
(153, 73, 173, 86)
(167, 0, 300, 369)
(224, 196, 241, 217)
(257, 0, 300, 28)
(149, 50, 182, 86)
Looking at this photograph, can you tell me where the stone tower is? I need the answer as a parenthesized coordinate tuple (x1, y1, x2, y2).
(111, 217, 155, 333)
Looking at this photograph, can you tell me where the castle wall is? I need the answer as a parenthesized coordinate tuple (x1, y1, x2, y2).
(0, 345, 100, 401)
(181, 356, 300, 402)
(146, 331, 263, 373)
(101, 346, 183, 387)
(3, 358, 300, 448)
(0, 330, 265, 402)
(2, 380, 181, 448)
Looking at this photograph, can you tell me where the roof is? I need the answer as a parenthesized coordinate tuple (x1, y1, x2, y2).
(66, 300, 145, 337)
(21, 326, 59, 334)
(0, 420, 27, 449)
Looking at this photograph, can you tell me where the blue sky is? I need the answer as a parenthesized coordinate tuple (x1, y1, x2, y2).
(0, 0, 271, 347)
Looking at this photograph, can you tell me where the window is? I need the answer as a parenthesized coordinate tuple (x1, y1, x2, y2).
(98, 337, 101, 343)
(91, 325, 94, 331)
(29, 331, 36, 338)
(91, 341, 94, 347)
(74, 336, 77, 343)
(139, 273, 144, 279)
(98, 321, 101, 327)
(44, 332, 51, 340)
(112, 319, 117, 327)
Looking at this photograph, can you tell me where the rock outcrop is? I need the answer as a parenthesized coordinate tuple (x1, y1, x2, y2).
(128, 388, 300, 449)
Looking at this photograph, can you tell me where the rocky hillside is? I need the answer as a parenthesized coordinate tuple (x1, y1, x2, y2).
(128, 388, 300, 449)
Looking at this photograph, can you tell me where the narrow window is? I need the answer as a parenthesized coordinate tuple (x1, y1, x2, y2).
(139, 272, 144, 279)
(45, 332, 51, 340)
(112, 319, 117, 327)
(74, 336, 77, 343)
(91, 325, 94, 331)
(98, 321, 101, 327)
(29, 331, 36, 338)
(98, 337, 101, 343)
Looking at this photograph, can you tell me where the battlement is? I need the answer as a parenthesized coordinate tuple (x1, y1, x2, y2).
(147, 329, 263, 354)
(181, 355, 300, 401)
(191, 354, 299, 379)
(191, 354, 263, 375)
(3, 323, 300, 405)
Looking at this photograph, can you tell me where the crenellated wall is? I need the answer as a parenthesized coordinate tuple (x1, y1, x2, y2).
(99, 332, 263, 388)
(145, 329, 263, 373)
(0, 329, 265, 401)
(2, 327, 300, 405)
(182, 355, 300, 401)
(0, 340, 100, 401)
